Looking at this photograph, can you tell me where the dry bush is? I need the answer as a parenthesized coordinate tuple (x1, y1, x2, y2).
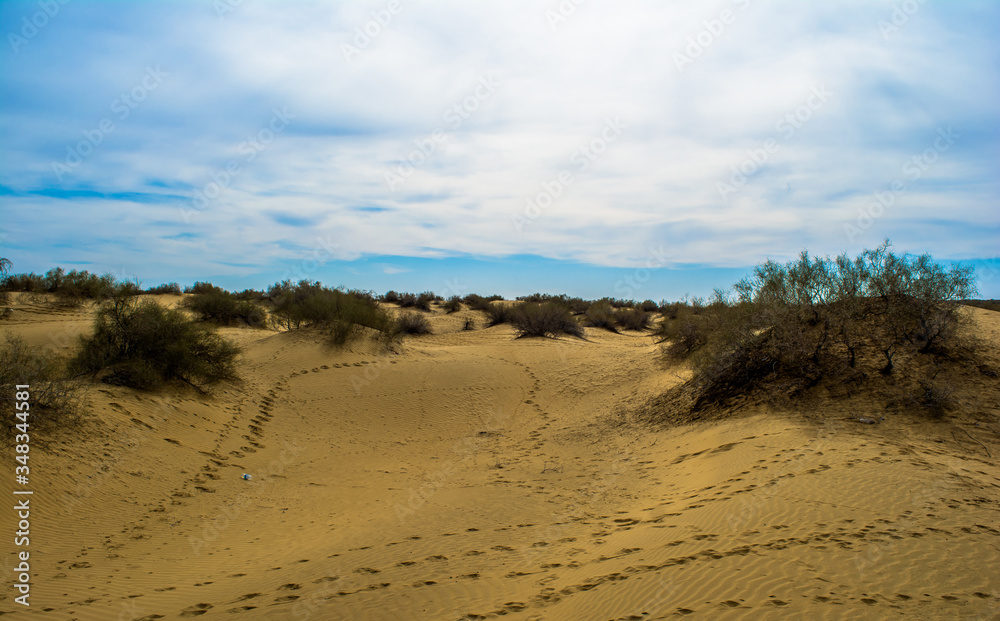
(510, 302, 583, 338)
(484, 302, 516, 326)
(1, 333, 82, 442)
(442, 296, 462, 313)
(396, 311, 432, 335)
(71, 291, 240, 390)
(146, 282, 182, 295)
(614, 307, 651, 331)
(662, 241, 978, 411)
(464, 293, 503, 311)
(584, 301, 618, 332)
(185, 291, 267, 327)
(267, 280, 393, 345)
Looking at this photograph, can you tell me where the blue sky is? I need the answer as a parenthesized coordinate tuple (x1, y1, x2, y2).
(1, 0, 998, 299)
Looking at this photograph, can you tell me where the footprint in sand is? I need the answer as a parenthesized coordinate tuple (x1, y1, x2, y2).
(179, 603, 213, 617)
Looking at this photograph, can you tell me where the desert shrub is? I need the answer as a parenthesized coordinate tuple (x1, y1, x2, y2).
(0, 333, 82, 442)
(442, 296, 462, 313)
(565, 297, 589, 315)
(382, 290, 400, 303)
(396, 311, 432, 335)
(268, 280, 393, 345)
(146, 282, 182, 295)
(234, 288, 265, 301)
(395, 292, 434, 310)
(1, 267, 125, 303)
(961, 299, 1000, 313)
(584, 301, 619, 332)
(678, 241, 977, 409)
(463, 318, 476, 330)
(484, 302, 516, 326)
(510, 302, 583, 338)
(61, 270, 122, 300)
(659, 301, 682, 320)
(415, 292, 435, 311)
(615, 307, 651, 331)
(185, 281, 223, 295)
(1, 272, 44, 293)
(185, 291, 267, 327)
(70, 292, 239, 390)
(464, 294, 493, 311)
(639, 299, 658, 313)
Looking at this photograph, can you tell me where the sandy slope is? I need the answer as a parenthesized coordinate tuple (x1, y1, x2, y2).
(1, 300, 999, 620)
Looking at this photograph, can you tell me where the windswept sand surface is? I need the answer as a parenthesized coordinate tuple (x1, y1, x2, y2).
(2, 301, 999, 620)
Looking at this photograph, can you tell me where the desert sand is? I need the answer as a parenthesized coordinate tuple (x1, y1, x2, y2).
(2, 297, 999, 620)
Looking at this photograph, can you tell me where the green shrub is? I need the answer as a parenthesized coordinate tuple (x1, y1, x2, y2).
(1, 333, 82, 442)
(510, 302, 583, 338)
(396, 311, 432, 334)
(71, 293, 240, 390)
(639, 299, 658, 313)
(383, 290, 400, 303)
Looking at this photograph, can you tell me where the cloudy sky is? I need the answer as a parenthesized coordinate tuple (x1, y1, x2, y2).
(1, 0, 998, 299)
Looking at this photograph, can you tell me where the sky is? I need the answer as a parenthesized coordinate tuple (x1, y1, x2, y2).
(1, 0, 998, 300)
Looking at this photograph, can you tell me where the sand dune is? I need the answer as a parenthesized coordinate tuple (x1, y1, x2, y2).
(2, 300, 999, 620)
